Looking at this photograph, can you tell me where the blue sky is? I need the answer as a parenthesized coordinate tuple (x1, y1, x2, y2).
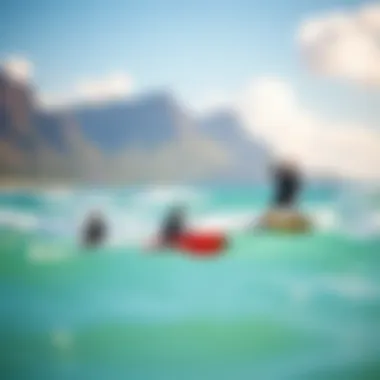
(1, 0, 375, 113)
(1, 0, 379, 124)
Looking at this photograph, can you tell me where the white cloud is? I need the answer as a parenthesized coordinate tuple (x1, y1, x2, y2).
(0, 56, 132, 108)
(359, 3, 380, 32)
(76, 72, 132, 102)
(239, 77, 298, 137)
(238, 77, 380, 180)
(0, 56, 33, 83)
(39, 72, 133, 109)
(298, 3, 380, 86)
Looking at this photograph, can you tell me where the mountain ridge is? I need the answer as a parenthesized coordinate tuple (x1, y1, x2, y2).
(0, 70, 271, 183)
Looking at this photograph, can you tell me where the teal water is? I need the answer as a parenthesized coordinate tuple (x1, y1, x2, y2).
(0, 185, 380, 379)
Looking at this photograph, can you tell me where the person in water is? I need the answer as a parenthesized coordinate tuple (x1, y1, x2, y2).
(81, 210, 108, 248)
(272, 160, 301, 208)
(159, 205, 186, 246)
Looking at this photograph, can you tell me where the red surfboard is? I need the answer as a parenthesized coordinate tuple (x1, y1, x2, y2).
(147, 231, 228, 256)
(175, 231, 227, 256)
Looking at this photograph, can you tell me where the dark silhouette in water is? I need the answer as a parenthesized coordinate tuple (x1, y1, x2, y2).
(251, 160, 310, 233)
(272, 161, 301, 208)
(81, 211, 107, 248)
(159, 206, 186, 245)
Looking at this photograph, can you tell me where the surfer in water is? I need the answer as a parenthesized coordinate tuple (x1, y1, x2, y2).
(81, 210, 108, 248)
(272, 160, 301, 208)
(158, 205, 187, 246)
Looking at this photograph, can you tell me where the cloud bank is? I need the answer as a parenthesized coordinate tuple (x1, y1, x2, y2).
(298, 3, 380, 86)
(0, 56, 33, 83)
(39, 72, 133, 109)
(238, 77, 380, 180)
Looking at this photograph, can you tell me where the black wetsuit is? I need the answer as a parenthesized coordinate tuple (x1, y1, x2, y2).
(273, 166, 301, 207)
(160, 211, 185, 245)
(82, 216, 107, 248)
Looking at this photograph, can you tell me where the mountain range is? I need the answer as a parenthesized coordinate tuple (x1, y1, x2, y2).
(0, 70, 271, 184)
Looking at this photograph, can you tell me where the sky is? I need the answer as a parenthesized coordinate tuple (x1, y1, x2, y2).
(1, 0, 380, 179)
(0, 0, 375, 107)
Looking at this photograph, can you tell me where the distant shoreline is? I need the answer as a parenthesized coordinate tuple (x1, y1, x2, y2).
(0, 178, 76, 190)
(0, 176, 366, 191)
(0, 176, 266, 189)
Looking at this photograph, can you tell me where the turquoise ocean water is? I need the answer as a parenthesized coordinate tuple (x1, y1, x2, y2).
(0, 184, 380, 379)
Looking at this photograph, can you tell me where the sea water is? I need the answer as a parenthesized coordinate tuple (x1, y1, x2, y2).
(0, 184, 380, 380)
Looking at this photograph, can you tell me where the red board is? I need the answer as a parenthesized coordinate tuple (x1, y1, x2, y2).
(146, 231, 228, 256)
(174, 231, 227, 256)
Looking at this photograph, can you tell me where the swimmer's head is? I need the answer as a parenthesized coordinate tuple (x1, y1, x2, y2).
(278, 158, 299, 172)
(87, 210, 105, 222)
(170, 204, 186, 216)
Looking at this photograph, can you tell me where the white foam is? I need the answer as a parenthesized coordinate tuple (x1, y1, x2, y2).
(0, 209, 39, 231)
(321, 275, 380, 299)
(191, 207, 338, 234)
(373, 212, 380, 230)
(4, 182, 379, 247)
(28, 244, 71, 263)
(311, 208, 337, 231)
(190, 211, 256, 232)
(106, 215, 156, 247)
(335, 184, 380, 237)
(284, 274, 379, 303)
(132, 185, 206, 208)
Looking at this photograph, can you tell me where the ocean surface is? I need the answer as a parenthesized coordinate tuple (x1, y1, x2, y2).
(1, 184, 380, 380)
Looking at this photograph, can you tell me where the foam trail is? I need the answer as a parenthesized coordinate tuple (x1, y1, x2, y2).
(106, 214, 157, 247)
(190, 211, 257, 232)
(283, 273, 380, 302)
(190, 207, 338, 234)
(335, 189, 380, 238)
(310, 207, 337, 231)
(132, 186, 206, 209)
(373, 212, 380, 230)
